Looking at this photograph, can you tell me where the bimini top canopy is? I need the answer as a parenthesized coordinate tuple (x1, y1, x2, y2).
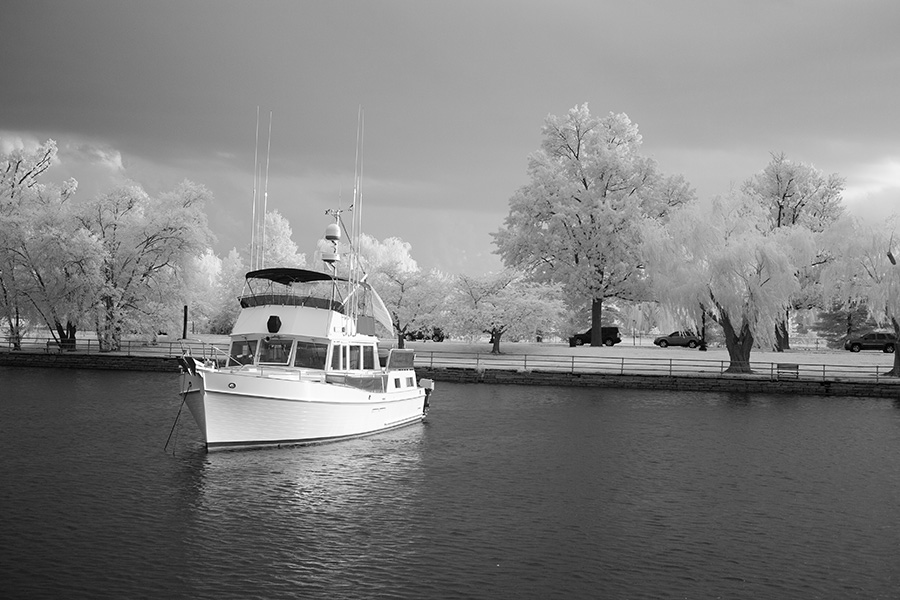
(245, 268, 349, 286)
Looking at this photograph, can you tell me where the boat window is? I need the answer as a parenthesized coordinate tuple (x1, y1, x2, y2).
(348, 345, 361, 370)
(386, 349, 416, 369)
(259, 338, 292, 364)
(363, 346, 376, 370)
(230, 339, 258, 365)
(294, 341, 328, 369)
(331, 344, 344, 370)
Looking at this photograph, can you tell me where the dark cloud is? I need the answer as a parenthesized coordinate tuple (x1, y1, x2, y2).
(2, 0, 898, 273)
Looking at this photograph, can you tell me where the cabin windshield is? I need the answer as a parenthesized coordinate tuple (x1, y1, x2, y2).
(294, 340, 329, 370)
(230, 339, 258, 365)
(259, 337, 292, 365)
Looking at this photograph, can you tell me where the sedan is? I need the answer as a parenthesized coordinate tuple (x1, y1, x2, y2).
(653, 331, 702, 349)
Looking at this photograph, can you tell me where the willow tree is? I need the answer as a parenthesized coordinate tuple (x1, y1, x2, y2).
(820, 218, 900, 376)
(493, 104, 693, 346)
(643, 193, 814, 373)
(742, 153, 845, 349)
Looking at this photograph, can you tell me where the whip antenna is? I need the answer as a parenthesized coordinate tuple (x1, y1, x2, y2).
(250, 106, 260, 270)
(261, 111, 273, 269)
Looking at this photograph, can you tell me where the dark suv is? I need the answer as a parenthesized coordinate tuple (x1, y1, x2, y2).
(844, 332, 897, 353)
(568, 327, 622, 347)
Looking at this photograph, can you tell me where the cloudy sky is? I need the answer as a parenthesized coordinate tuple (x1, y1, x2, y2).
(2, 0, 898, 274)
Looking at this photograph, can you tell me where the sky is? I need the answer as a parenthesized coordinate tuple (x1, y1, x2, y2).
(2, 0, 899, 275)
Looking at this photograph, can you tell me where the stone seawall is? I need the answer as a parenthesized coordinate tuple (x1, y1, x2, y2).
(0, 351, 179, 372)
(416, 367, 900, 400)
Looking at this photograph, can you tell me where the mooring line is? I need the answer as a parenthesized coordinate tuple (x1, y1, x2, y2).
(164, 380, 191, 454)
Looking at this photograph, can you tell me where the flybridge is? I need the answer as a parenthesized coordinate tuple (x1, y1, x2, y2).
(238, 267, 394, 336)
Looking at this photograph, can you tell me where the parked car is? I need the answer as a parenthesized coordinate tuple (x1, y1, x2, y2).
(403, 327, 445, 342)
(653, 331, 702, 349)
(568, 327, 622, 347)
(844, 332, 897, 353)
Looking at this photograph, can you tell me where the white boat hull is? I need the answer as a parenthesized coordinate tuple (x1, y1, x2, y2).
(182, 367, 429, 451)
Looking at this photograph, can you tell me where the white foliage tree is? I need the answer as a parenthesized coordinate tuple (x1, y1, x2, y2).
(820, 217, 900, 376)
(447, 270, 565, 354)
(261, 210, 306, 269)
(494, 103, 693, 345)
(182, 248, 222, 336)
(742, 152, 846, 349)
(208, 248, 247, 334)
(643, 193, 815, 372)
(358, 234, 446, 347)
(0, 138, 99, 348)
(76, 181, 213, 350)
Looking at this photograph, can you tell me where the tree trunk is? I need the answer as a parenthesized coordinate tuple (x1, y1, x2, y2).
(3, 309, 23, 351)
(98, 297, 120, 352)
(0, 279, 23, 350)
(774, 308, 791, 352)
(698, 308, 708, 351)
(54, 320, 78, 351)
(491, 329, 502, 354)
(774, 319, 788, 352)
(396, 332, 406, 349)
(590, 297, 603, 347)
(888, 318, 900, 377)
(720, 312, 754, 373)
(891, 346, 900, 378)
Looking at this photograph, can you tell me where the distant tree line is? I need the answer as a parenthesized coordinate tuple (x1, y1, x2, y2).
(3, 113, 899, 375)
(1, 140, 210, 351)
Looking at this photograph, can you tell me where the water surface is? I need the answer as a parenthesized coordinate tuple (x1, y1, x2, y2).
(2, 367, 898, 599)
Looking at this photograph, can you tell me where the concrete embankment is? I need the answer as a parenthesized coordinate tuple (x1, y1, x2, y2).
(415, 366, 900, 399)
(0, 351, 179, 372)
(3, 351, 899, 399)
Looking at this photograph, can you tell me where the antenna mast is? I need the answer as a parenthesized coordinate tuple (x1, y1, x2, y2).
(261, 111, 273, 269)
(346, 107, 364, 324)
(352, 106, 364, 287)
(250, 106, 260, 271)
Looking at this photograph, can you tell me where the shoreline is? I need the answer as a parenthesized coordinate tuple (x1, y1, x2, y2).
(415, 366, 900, 399)
(3, 346, 899, 400)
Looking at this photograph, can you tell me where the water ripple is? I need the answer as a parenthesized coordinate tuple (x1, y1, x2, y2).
(3, 371, 900, 598)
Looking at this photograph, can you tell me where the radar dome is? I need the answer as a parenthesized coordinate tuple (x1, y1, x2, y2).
(325, 223, 341, 240)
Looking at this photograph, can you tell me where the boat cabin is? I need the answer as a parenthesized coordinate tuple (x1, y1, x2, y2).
(225, 334, 417, 393)
(220, 267, 415, 391)
(228, 335, 378, 371)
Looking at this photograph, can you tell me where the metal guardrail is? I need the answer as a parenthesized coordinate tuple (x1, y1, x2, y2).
(411, 351, 900, 383)
(1, 335, 230, 361)
(3, 336, 898, 383)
